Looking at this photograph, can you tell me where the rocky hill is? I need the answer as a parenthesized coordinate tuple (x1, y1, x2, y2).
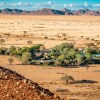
(73, 9, 100, 16)
(0, 66, 63, 100)
(34, 8, 65, 15)
(0, 8, 100, 16)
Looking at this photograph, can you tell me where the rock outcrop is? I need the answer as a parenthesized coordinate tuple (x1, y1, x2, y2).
(0, 66, 63, 100)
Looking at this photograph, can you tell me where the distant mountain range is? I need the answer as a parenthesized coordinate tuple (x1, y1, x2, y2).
(0, 8, 100, 16)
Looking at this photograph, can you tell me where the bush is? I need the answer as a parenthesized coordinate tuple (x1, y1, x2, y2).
(83, 47, 97, 54)
(21, 52, 32, 64)
(29, 44, 44, 53)
(0, 39, 5, 45)
(0, 47, 8, 55)
(76, 53, 84, 65)
(61, 74, 75, 84)
(40, 45, 45, 51)
(8, 57, 14, 65)
(27, 41, 33, 45)
(9, 46, 16, 51)
(30, 60, 37, 64)
(16, 47, 30, 56)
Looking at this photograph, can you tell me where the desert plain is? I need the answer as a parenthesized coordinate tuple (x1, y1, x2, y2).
(0, 15, 100, 48)
(0, 15, 100, 100)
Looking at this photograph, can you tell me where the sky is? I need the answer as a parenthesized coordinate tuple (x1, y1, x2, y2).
(0, 0, 100, 10)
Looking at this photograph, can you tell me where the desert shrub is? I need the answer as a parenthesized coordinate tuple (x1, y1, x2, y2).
(43, 60, 53, 65)
(85, 53, 92, 59)
(9, 46, 16, 52)
(27, 41, 33, 45)
(40, 45, 45, 51)
(0, 47, 8, 55)
(21, 52, 32, 64)
(44, 36, 48, 39)
(8, 46, 17, 55)
(62, 33, 66, 37)
(75, 53, 85, 65)
(63, 38, 67, 40)
(61, 74, 75, 85)
(29, 44, 43, 53)
(23, 31, 27, 36)
(30, 60, 37, 64)
(0, 39, 5, 45)
(86, 43, 95, 47)
(10, 50, 17, 56)
(86, 38, 89, 40)
(83, 47, 100, 64)
(8, 57, 14, 65)
(54, 58, 63, 66)
(83, 47, 97, 54)
(14, 47, 22, 56)
(16, 47, 30, 56)
(54, 55, 70, 66)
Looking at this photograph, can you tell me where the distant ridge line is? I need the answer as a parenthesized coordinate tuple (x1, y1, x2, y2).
(0, 8, 100, 16)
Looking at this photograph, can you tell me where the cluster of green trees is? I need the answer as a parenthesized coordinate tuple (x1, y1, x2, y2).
(0, 44, 43, 65)
(44, 43, 100, 66)
(0, 43, 100, 66)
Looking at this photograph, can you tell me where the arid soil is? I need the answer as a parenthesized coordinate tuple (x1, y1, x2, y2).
(0, 15, 100, 49)
(0, 15, 100, 100)
(0, 55, 100, 100)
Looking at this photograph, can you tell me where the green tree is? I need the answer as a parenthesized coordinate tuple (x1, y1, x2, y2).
(40, 45, 45, 51)
(0, 47, 8, 55)
(21, 52, 32, 64)
(9, 46, 17, 56)
(76, 53, 84, 65)
(49, 43, 78, 66)
(83, 47, 96, 54)
(29, 44, 43, 53)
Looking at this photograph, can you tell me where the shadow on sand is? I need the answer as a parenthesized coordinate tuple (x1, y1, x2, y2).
(72, 80, 98, 84)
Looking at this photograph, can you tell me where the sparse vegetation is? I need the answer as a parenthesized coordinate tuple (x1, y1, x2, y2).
(0, 39, 5, 45)
(0, 43, 99, 66)
(27, 40, 33, 45)
(61, 74, 75, 84)
(0, 15, 100, 100)
(46, 43, 86, 66)
(8, 57, 14, 65)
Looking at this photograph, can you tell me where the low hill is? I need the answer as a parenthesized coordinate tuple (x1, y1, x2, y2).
(34, 8, 65, 15)
(73, 9, 100, 16)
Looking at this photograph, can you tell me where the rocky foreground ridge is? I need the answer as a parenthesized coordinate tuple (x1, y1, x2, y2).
(0, 66, 64, 100)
